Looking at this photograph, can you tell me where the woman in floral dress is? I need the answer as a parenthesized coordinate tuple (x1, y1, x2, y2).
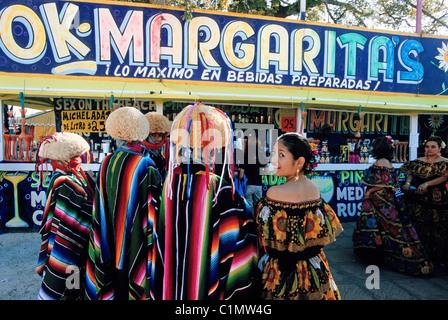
(256, 132, 343, 300)
(353, 136, 433, 277)
(401, 136, 448, 268)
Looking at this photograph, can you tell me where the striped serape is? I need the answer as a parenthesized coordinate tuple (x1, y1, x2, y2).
(151, 165, 258, 300)
(85, 148, 161, 300)
(36, 171, 94, 300)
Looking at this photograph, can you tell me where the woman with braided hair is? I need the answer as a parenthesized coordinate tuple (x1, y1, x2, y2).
(256, 132, 342, 300)
(353, 136, 434, 277)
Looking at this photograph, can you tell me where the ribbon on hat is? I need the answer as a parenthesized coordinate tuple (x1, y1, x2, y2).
(49, 157, 94, 200)
(34, 133, 94, 200)
(126, 141, 145, 154)
(142, 135, 169, 170)
(34, 133, 58, 191)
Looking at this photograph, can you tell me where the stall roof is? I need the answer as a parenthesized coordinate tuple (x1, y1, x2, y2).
(159, 81, 448, 114)
(25, 109, 55, 126)
(25, 110, 56, 140)
(1, 96, 53, 111)
(0, 1, 447, 115)
(0, 73, 447, 114)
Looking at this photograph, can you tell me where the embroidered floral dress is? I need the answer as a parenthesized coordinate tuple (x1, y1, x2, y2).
(400, 160, 448, 266)
(256, 197, 343, 300)
(352, 165, 434, 277)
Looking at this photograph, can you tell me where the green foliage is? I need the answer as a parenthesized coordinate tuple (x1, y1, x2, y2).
(117, 0, 448, 35)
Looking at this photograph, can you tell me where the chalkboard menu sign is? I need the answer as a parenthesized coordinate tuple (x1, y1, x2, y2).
(54, 98, 156, 159)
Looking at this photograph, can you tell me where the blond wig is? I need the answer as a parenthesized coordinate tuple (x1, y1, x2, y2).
(38, 132, 89, 161)
(145, 112, 171, 134)
(166, 103, 235, 200)
(106, 107, 149, 141)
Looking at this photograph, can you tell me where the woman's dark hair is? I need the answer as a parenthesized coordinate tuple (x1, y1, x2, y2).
(424, 135, 444, 148)
(277, 132, 312, 173)
(371, 136, 394, 161)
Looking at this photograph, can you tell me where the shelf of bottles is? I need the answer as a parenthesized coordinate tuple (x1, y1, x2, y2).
(317, 137, 408, 164)
(163, 102, 275, 126)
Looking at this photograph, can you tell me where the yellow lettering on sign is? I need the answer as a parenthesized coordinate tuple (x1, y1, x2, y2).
(0, 5, 46, 62)
(187, 16, 220, 68)
(292, 28, 321, 74)
(61, 110, 110, 133)
(222, 21, 255, 69)
(258, 24, 289, 73)
(41, 3, 90, 62)
(340, 112, 350, 133)
(349, 112, 358, 133)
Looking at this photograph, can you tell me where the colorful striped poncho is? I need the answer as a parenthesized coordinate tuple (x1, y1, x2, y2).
(85, 148, 162, 300)
(36, 171, 94, 300)
(150, 165, 258, 300)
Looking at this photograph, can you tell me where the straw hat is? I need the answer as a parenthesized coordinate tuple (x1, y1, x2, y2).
(38, 132, 89, 161)
(170, 104, 230, 149)
(106, 107, 149, 141)
(145, 112, 171, 134)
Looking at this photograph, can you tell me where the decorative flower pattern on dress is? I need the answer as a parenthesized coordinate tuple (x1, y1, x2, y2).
(305, 213, 322, 239)
(380, 172, 391, 184)
(315, 208, 325, 224)
(296, 261, 311, 291)
(262, 259, 281, 292)
(272, 210, 288, 241)
(256, 197, 343, 299)
(353, 164, 436, 277)
(259, 206, 271, 222)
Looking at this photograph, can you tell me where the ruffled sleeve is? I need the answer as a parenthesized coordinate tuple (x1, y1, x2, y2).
(303, 201, 343, 246)
(362, 166, 399, 189)
(256, 198, 343, 253)
(399, 160, 414, 174)
(400, 160, 448, 179)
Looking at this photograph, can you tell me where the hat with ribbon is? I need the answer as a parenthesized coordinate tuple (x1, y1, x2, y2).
(106, 107, 149, 142)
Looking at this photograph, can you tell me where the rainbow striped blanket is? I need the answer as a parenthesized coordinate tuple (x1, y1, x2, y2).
(36, 171, 94, 300)
(85, 148, 161, 300)
(151, 166, 258, 300)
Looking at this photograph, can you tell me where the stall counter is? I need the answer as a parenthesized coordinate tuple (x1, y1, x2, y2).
(0, 161, 406, 232)
(261, 162, 405, 223)
(0, 163, 100, 233)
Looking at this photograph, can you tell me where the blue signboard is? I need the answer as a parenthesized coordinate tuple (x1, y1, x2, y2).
(0, 171, 50, 232)
(262, 169, 408, 223)
(0, 0, 447, 96)
(261, 170, 365, 222)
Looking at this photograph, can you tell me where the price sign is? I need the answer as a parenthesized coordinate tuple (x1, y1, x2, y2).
(281, 116, 296, 132)
(61, 110, 110, 133)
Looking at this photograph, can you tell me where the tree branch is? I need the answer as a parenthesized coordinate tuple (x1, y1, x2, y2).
(322, 0, 369, 27)
(403, 0, 448, 30)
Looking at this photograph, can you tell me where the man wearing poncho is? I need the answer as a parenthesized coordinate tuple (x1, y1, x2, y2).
(36, 132, 95, 300)
(85, 107, 162, 300)
(143, 112, 171, 179)
(150, 103, 258, 300)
